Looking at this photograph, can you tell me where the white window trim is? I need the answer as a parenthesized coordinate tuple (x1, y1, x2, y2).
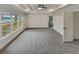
(0, 14, 2, 39)
(0, 15, 23, 40)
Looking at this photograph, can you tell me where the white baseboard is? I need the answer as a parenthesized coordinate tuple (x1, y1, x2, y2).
(26, 27, 48, 29)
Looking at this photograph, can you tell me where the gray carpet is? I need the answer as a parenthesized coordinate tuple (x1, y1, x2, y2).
(1, 28, 79, 54)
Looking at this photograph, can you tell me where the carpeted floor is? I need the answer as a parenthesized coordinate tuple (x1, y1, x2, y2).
(1, 28, 79, 54)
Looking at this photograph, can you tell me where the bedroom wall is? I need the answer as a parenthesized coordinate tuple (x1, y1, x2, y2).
(26, 13, 49, 28)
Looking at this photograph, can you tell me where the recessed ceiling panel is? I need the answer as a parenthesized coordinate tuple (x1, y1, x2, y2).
(20, 4, 65, 13)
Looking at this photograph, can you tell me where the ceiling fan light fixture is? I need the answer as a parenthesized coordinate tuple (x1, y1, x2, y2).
(38, 7, 42, 10)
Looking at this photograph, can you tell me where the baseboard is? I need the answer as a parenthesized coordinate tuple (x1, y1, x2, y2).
(74, 39, 79, 40)
(53, 28, 63, 38)
(53, 28, 63, 36)
(26, 27, 49, 29)
(63, 40, 73, 43)
(52, 29, 73, 43)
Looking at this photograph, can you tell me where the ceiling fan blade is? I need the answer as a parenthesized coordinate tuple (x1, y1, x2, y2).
(38, 4, 47, 9)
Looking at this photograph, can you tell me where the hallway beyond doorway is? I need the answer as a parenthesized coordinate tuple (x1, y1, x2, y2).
(1, 28, 79, 54)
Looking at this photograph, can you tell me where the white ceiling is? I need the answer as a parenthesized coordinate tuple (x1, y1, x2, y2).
(19, 4, 67, 13)
(30, 4, 61, 10)
(0, 4, 67, 15)
(0, 4, 27, 15)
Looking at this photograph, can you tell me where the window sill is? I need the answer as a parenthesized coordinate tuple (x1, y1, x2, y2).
(1, 26, 23, 40)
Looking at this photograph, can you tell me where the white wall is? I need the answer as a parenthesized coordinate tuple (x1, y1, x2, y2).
(26, 13, 49, 28)
(73, 12, 79, 39)
(53, 15, 64, 35)
(0, 16, 27, 50)
(52, 5, 79, 42)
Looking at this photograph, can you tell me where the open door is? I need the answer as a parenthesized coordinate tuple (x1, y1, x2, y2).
(64, 12, 73, 42)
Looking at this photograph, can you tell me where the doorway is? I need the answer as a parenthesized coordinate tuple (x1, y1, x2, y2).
(49, 15, 53, 27)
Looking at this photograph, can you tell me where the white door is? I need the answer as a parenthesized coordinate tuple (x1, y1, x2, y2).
(63, 12, 73, 42)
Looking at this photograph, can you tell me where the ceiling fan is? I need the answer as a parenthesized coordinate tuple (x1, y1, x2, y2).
(37, 4, 47, 10)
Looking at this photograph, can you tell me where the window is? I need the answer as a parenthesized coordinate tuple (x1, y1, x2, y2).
(18, 16, 22, 27)
(12, 15, 17, 31)
(0, 14, 23, 38)
(1, 15, 12, 37)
